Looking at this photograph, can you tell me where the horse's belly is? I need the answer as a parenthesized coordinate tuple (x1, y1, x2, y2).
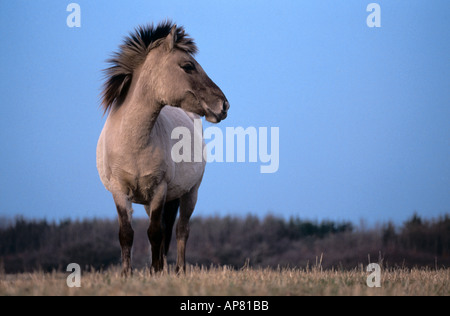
(166, 161, 205, 201)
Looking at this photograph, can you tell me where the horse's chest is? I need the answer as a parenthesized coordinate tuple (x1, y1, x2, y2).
(108, 152, 167, 204)
(129, 174, 163, 204)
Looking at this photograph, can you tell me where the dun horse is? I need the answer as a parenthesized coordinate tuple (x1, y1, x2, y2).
(96, 21, 229, 275)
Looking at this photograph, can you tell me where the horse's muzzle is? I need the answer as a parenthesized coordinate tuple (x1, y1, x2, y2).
(205, 100, 229, 123)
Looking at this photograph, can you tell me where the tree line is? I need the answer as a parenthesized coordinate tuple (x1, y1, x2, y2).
(0, 214, 448, 273)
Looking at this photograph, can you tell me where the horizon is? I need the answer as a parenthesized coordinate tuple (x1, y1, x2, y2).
(1, 211, 447, 231)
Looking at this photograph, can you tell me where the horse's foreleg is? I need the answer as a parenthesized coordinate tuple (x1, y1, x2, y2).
(114, 194, 134, 277)
(176, 184, 200, 274)
(146, 183, 167, 273)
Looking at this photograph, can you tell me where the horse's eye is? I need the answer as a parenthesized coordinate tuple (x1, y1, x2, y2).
(181, 63, 195, 73)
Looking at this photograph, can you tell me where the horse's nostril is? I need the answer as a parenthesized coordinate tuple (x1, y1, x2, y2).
(223, 101, 230, 112)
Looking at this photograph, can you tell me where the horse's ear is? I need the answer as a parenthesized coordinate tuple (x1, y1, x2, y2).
(166, 24, 178, 51)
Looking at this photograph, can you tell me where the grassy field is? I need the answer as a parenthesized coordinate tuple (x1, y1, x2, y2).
(1, 265, 448, 296)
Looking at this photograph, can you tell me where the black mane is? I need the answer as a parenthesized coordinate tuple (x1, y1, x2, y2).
(101, 21, 197, 114)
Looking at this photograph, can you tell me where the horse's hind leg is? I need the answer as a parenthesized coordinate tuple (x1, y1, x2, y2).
(114, 194, 134, 277)
(176, 184, 200, 274)
(163, 199, 180, 257)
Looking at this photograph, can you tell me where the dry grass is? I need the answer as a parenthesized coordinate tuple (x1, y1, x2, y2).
(1, 265, 449, 296)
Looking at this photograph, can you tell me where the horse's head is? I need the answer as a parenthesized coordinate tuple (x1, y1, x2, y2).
(143, 25, 229, 123)
(102, 22, 229, 123)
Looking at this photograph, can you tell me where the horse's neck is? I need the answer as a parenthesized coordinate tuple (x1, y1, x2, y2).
(111, 64, 163, 149)
(118, 96, 163, 148)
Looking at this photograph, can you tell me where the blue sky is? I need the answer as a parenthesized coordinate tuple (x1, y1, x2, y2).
(0, 0, 449, 224)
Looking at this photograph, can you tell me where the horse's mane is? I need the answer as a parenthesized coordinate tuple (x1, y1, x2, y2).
(101, 21, 197, 114)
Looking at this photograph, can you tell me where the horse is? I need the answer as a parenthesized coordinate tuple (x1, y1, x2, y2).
(96, 21, 229, 276)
